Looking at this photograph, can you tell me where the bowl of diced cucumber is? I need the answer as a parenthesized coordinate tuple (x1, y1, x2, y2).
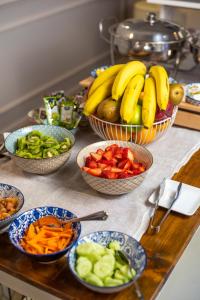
(68, 231, 147, 293)
(5, 125, 75, 174)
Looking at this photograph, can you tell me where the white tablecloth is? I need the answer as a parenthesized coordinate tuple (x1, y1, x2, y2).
(0, 126, 199, 240)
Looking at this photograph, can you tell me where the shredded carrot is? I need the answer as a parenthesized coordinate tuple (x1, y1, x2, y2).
(20, 216, 74, 255)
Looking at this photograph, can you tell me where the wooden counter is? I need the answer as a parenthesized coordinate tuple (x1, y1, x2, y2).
(0, 149, 199, 300)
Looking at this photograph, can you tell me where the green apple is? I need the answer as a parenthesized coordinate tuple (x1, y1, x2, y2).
(126, 104, 142, 133)
(129, 104, 142, 125)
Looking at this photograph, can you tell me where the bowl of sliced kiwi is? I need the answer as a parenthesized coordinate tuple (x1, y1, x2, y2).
(68, 231, 147, 293)
(5, 125, 75, 174)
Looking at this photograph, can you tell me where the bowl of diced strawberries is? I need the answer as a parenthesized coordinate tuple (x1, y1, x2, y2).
(77, 141, 153, 195)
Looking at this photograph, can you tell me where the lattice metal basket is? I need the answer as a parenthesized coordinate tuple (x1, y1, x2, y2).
(88, 106, 178, 145)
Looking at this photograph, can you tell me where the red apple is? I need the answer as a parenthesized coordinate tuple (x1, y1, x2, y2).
(155, 106, 167, 122)
(155, 101, 174, 122)
(165, 101, 174, 117)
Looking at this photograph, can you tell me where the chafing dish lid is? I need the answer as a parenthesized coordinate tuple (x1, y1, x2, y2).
(109, 12, 188, 43)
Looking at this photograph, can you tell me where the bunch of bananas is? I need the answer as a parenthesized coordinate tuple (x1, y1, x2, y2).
(83, 61, 170, 129)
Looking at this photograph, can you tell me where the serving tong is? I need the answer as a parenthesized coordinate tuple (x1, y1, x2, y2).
(149, 180, 183, 233)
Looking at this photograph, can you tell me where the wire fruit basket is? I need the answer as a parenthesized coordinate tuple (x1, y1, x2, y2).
(88, 107, 178, 145)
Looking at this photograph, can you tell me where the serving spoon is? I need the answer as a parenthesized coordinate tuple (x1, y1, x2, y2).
(115, 250, 144, 300)
(47, 210, 108, 227)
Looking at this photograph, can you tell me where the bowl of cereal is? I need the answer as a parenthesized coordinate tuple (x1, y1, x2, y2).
(0, 183, 24, 232)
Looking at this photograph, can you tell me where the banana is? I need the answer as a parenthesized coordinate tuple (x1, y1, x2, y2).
(88, 64, 124, 97)
(120, 74, 144, 123)
(83, 76, 114, 116)
(149, 65, 169, 110)
(142, 77, 157, 129)
(112, 61, 146, 100)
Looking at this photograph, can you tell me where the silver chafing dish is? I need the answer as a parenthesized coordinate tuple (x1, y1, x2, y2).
(99, 12, 190, 67)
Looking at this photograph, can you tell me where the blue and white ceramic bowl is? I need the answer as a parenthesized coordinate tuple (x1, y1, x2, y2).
(5, 125, 75, 175)
(9, 206, 81, 262)
(0, 183, 24, 232)
(68, 231, 147, 293)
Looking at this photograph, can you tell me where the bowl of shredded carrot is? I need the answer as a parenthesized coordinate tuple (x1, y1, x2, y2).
(9, 206, 81, 262)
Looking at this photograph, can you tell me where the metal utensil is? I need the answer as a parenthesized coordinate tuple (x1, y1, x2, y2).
(48, 210, 108, 227)
(115, 250, 144, 300)
(148, 179, 166, 232)
(152, 182, 183, 233)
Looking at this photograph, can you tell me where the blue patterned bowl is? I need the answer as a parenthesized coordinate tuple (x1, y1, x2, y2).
(68, 231, 147, 293)
(0, 183, 24, 232)
(5, 125, 75, 175)
(9, 206, 81, 262)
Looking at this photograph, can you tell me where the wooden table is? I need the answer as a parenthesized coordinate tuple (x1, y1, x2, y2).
(0, 148, 199, 300)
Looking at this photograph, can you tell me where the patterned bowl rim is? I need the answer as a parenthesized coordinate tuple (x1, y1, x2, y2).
(76, 140, 153, 181)
(5, 125, 75, 161)
(88, 106, 178, 127)
(0, 182, 24, 224)
(68, 230, 147, 290)
(8, 206, 81, 258)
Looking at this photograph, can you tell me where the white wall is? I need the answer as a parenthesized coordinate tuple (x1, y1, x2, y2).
(0, 0, 125, 131)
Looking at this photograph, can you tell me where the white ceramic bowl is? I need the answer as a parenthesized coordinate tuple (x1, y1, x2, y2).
(77, 140, 153, 195)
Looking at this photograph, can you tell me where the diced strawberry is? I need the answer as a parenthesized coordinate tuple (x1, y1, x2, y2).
(118, 159, 128, 169)
(84, 167, 102, 177)
(82, 166, 90, 172)
(102, 170, 118, 179)
(114, 147, 123, 159)
(85, 156, 92, 167)
(110, 167, 122, 173)
(132, 162, 140, 169)
(118, 172, 130, 179)
(124, 160, 132, 170)
(90, 152, 102, 162)
(105, 146, 111, 152)
(127, 170, 133, 174)
(97, 163, 107, 170)
(103, 150, 113, 161)
(87, 160, 98, 169)
(97, 148, 104, 155)
(122, 148, 134, 162)
(110, 144, 119, 149)
(139, 166, 145, 172)
(132, 169, 142, 176)
(103, 166, 112, 171)
(109, 158, 118, 167)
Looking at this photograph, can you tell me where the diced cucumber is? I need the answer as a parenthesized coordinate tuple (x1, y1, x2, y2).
(114, 269, 125, 281)
(76, 242, 105, 256)
(76, 257, 92, 279)
(104, 277, 123, 287)
(108, 241, 121, 251)
(105, 248, 115, 256)
(131, 268, 136, 278)
(84, 273, 103, 287)
(115, 261, 125, 270)
(123, 277, 130, 284)
(101, 254, 115, 268)
(94, 260, 113, 279)
(76, 242, 105, 262)
(120, 265, 136, 280)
